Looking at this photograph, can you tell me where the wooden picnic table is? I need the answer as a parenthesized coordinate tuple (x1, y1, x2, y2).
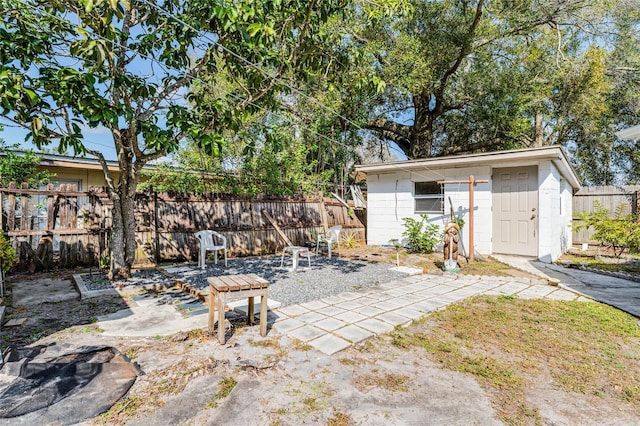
(207, 273, 270, 344)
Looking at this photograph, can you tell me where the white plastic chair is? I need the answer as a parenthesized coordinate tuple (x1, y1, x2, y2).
(195, 230, 227, 269)
(315, 225, 342, 258)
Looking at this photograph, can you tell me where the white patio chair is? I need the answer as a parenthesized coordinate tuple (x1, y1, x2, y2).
(195, 230, 227, 269)
(315, 225, 342, 258)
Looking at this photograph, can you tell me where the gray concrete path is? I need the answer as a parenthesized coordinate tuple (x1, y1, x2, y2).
(492, 255, 640, 318)
(89, 267, 585, 356)
(85, 257, 640, 355)
(271, 272, 584, 355)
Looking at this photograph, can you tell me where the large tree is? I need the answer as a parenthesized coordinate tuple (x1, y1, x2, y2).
(0, 0, 346, 278)
(320, 0, 640, 184)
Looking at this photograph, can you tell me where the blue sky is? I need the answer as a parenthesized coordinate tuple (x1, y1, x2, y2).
(2, 122, 118, 161)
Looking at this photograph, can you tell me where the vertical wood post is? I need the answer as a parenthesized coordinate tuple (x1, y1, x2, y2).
(7, 182, 15, 232)
(46, 183, 55, 230)
(438, 175, 488, 262)
(152, 189, 160, 264)
(20, 182, 29, 231)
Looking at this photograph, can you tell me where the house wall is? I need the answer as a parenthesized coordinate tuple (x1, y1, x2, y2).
(37, 165, 112, 189)
(537, 160, 573, 262)
(366, 166, 493, 256)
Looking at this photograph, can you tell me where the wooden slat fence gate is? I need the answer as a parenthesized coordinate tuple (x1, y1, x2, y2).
(572, 185, 640, 245)
(0, 183, 110, 272)
(0, 184, 366, 271)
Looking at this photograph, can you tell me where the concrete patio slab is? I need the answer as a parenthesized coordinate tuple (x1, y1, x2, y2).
(295, 311, 329, 323)
(333, 310, 368, 324)
(287, 324, 325, 342)
(333, 324, 374, 343)
(276, 304, 310, 317)
(313, 317, 348, 332)
(351, 305, 386, 317)
(355, 318, 395, 335)
(272, 317, 305, 333)
(318, 305, 348, 317)
(392, 307, 425, 321)
(308, 334, 350, 355)
(300, 300, 329, 311)
(377, 311, 413, 327)
(227, 298, 282, 316)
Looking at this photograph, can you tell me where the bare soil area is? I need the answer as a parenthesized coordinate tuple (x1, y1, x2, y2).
(1, 246, 639, 425)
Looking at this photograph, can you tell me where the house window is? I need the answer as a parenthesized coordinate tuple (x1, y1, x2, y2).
(414, 181, 443, 213)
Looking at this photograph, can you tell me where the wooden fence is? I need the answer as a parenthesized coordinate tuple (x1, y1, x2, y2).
(572, 185, 640, 245)
(0, 183, 366, 272)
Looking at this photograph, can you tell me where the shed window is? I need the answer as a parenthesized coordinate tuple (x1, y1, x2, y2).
(414, 181, 443, 213)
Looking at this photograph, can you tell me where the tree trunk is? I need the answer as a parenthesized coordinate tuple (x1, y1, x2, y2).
(108, 184, 138, 279)
(109, 198, 127, 279)
(410, 129, 434, 159)
(534, 111, 543, 147)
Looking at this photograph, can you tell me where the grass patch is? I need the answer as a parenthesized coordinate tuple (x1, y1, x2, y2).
(390, 295, 640, 423)
(99, 395, 144, 424)
(354, 372, 410, 393)
(207, 377, 238, 409)
(327, 411, 356, 426)
(338, 357, 357, 366)
(249, 337, 291, 358)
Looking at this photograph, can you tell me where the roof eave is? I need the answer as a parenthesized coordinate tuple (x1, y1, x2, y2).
(355, 146, 581, 189)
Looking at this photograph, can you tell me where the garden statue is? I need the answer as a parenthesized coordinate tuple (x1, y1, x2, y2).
(443, 221, 460, 269)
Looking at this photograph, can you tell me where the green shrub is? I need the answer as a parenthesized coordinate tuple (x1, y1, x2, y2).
(575, 202, 640, 256)
(402, 214, 441, 253)
(0, 233, 17, 273)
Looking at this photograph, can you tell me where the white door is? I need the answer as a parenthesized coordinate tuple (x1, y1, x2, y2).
(492, 166, 538, 256)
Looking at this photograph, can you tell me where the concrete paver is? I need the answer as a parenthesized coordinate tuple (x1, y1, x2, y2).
(287, 324, 325, 342)
(333, 324, 374, 343)
(376, 311, 413, 327)
(333, 310, 368, 323)
(313, 317, 348, 332)
(295, 311, 328, 323)
(355, 318, 395, 335)
(308, 333, 350, 355)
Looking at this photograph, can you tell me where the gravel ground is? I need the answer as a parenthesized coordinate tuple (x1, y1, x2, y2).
(83, 255, 411, 307)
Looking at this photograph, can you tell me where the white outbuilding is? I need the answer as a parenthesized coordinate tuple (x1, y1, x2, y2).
(355, 146, 581, 263)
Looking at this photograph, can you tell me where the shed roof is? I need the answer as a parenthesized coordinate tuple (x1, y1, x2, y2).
(355, 146, 581, 189)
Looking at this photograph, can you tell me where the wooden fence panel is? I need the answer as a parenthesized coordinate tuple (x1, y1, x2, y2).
(0, 184, 366, 270)
(572, 185, 640, 245)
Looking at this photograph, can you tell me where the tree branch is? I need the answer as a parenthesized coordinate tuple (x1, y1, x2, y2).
(365, 117, 412, 154)
(437, 0, 485, 102)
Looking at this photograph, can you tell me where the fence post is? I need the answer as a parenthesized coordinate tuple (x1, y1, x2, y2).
(20, 182, 28, 231)
(152, 188, 160, 264)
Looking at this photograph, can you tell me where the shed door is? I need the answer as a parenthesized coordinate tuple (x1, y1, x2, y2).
(492, 166, 538, 256)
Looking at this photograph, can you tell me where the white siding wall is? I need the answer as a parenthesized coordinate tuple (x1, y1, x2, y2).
(560, 177, 573, 253)
(537, 160, 572, 262)
(366, 166, 493, 256)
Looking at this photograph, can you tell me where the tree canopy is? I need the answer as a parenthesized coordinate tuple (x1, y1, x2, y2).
(295, 0, 640, 184)
(0, 0, 348, 277)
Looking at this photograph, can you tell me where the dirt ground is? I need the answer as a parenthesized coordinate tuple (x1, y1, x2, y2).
(1, 247, 639, 425)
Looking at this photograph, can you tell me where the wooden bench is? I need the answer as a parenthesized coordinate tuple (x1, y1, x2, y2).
(207, 273, 270, 344)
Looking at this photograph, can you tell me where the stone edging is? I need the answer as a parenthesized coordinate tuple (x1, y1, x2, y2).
(73, 274, 119, 300)
(564, 264, 640, 284)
